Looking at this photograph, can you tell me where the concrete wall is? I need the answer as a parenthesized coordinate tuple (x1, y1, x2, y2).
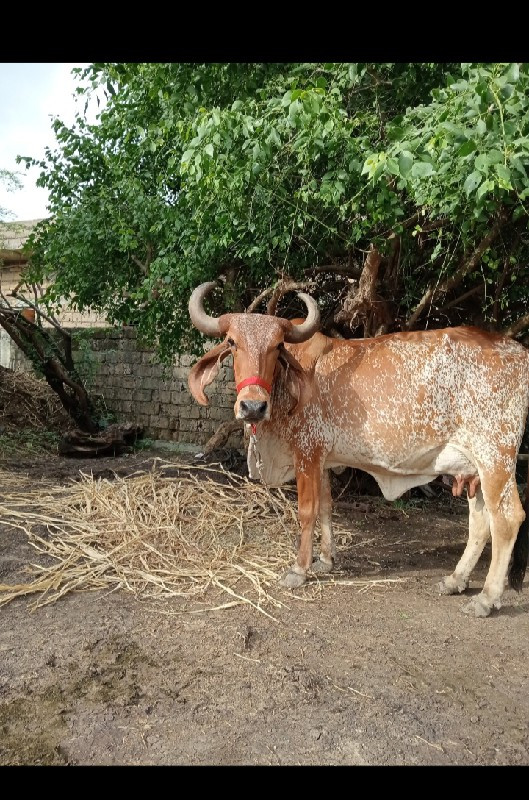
(1, 219, 108, 330)
(0, 263, 108, 329)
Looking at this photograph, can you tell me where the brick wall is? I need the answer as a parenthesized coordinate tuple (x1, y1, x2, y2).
(69, 327, 240, 448)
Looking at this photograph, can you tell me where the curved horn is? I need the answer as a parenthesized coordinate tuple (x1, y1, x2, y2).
(189, 282, 222, 337)
(284, 292, 320, 343)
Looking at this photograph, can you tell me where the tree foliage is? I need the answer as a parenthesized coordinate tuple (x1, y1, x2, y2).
(21, 62, 529, 359)
(0, 168, 22, 221)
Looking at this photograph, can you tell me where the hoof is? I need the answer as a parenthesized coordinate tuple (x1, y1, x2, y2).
(461, 594, 493, 618)
(280, 569, 307, 589)
(438, 575, 468, 596)
(312, 557, 334, 575)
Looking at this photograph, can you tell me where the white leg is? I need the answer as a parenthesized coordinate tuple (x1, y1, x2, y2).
(462, 476, 525, 617)
(438, 487, 489, 596)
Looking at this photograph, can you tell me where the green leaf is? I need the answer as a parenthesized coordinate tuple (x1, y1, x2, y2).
(457, 140, 477, 157)
(450, 80, 468, 91)
(474, 153, 490, 172)
(488, 150, 503, 164)
(512, 157, 528, 178)
(476, 179, 495, 200)
(463, 171, 482, 195)
(267, 128, 281, 147)
(398, 151, 413, 176)
(361, 157, 373, 176)
(495, 163, 511, 182)
(288, 100, 300, 119)
(476, 119, 486, 136)
(411, 161, 435, 178)
(204, 143, 214, 158)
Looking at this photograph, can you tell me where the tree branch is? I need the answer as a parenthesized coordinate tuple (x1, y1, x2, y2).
(245, 280, 315, 315)
(309, 263, 362, 278)
(436, 284, 484, 313)
(405, 210, 509, 331)
(266, 280, 316, 316)
(504, 313, 529, 338)
(246, 286, 274, 313)
(131, 242, 153, 275)
(10, 292, 69, 338)
(132, 255, 148, 274)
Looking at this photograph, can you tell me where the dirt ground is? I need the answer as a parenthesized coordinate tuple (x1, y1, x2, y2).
(1, 445, 528, 766)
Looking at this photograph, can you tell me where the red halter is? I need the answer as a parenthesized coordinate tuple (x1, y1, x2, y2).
(236, 376, 272, 395)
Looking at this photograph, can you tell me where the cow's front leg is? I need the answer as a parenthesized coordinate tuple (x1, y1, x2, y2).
(280, 463, 321, 588)
(312, 469, 336, 575)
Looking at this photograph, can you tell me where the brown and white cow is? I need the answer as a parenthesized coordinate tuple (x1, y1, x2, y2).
(188, 281, 529, 617)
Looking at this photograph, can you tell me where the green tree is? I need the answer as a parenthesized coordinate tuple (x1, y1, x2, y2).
(0, 168, 22, 220)
(20, 63, 529, 360)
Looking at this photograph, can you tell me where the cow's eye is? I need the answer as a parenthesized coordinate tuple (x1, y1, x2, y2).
(228, 338, 237, 349)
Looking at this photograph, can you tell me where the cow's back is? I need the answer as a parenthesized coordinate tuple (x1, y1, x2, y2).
(287, 327, 529, 475)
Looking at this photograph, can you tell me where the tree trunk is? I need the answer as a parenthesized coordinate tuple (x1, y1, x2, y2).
(0, 306, 101, 433)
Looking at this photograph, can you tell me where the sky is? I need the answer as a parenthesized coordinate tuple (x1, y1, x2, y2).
(0, 63, 97, 222)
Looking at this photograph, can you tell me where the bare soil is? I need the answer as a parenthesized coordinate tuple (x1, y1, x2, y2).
(1, 447, 528, 766)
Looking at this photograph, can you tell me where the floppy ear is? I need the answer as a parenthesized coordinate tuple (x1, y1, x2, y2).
(188, 341, 231, 406)
(276, 346, 312, 413)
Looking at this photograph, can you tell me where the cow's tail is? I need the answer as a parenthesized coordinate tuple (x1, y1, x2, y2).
(508, 458, 529, 592)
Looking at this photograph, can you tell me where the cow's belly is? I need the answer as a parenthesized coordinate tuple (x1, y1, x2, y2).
(249, 429, 479, 500)
(326, 444, 478, 501)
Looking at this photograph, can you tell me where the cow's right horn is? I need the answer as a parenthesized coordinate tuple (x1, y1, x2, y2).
(284, 292, 320, 343)
(189, 282, 222, 337)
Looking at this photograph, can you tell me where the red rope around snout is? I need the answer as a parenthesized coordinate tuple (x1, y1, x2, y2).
(236, 376, 272, 395)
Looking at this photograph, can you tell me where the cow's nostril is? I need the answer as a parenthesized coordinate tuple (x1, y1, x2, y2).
(256, 401, 267, 415)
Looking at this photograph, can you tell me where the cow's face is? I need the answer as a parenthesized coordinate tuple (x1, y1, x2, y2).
(223, 314, 290, 422)
(187, 282, 320, 424)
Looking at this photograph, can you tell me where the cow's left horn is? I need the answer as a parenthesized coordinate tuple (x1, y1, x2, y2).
(284, 293, 320, 343)
(189, 282, 222, 337)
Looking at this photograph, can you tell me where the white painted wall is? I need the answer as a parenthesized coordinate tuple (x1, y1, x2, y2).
(0, 327, 14, 368)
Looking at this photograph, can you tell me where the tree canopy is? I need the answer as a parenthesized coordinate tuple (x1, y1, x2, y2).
(20, 62, 529, 359)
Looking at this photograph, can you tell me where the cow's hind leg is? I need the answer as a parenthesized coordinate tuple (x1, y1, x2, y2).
(438, 487, 489, 596)
(462, 474, 525, 618)
(280, 462, 322, 589)
(312, 469, 336, 575)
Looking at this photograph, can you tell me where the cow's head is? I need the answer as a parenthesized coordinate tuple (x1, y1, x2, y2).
(188, 282, 320, 423)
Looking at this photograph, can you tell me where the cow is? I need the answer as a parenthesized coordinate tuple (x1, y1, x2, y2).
(188, 281, 529, 617)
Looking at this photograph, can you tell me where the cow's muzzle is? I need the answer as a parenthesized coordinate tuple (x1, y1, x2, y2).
(236, 375, 272, 422)
(239, 399, 268, 422)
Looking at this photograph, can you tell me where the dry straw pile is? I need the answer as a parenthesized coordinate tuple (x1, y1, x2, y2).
(0, 460, 402, 618)
(0, 366, 70, 434)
